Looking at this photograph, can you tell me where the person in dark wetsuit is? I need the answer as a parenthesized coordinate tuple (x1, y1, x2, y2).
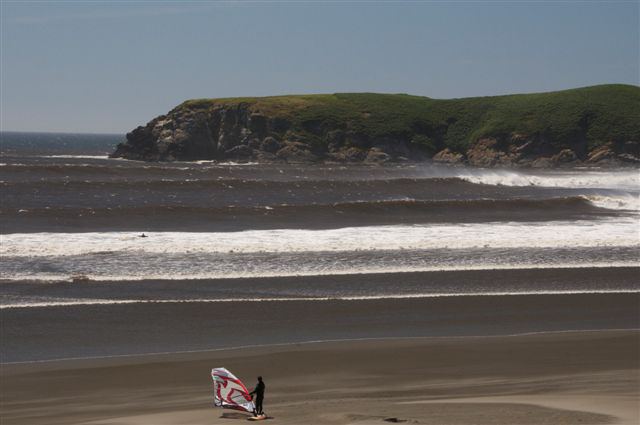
(249, 376, 265, 416)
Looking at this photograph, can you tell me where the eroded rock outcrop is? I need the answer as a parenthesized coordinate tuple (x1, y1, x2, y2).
(111, 89, 640, 168)
(430, 135, 639, 168)
(112, 103, 430, 164)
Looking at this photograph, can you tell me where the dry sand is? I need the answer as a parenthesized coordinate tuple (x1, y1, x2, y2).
(2, 330, 638, 425)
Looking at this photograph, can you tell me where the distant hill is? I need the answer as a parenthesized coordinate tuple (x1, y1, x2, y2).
(112, 84, 640, 167)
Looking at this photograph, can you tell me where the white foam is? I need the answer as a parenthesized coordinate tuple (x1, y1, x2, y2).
(192, 160, 260, 166)
(2, 262, 637, 283)
(40, 155, 111, 159)
(456, 169, 639, 190)
(455, 168, 640, 212)
(582, 194, 640, 211)
(453, 168, 640, 211)
(3, 289, 639, 309)
(3, 218, 638, 257)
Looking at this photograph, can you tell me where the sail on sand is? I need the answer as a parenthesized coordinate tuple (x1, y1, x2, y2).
(211, 368, 256, 414)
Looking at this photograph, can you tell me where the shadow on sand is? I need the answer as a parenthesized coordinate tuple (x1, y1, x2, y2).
(220, 412, 274, 421)
(220, 412, 251, 420)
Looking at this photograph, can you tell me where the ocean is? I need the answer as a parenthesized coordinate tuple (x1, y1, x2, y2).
(1, 132, 639, 362)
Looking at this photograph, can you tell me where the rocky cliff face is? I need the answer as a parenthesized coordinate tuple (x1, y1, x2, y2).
(112, 99, 639, 168)
(112, 103, 429, 164)
(434, 135, 640, 168)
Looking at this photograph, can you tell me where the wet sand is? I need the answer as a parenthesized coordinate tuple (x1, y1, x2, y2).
(3, 291, 639, 362)
(2, 330, 638, 425)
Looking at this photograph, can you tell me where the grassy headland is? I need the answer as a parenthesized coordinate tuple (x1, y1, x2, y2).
(114, 84, 640, 166)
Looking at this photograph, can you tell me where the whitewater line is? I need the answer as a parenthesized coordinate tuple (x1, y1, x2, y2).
(3, 289, 639, 309)
(2, 262, 638, 283)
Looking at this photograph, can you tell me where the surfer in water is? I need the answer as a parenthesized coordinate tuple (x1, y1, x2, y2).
(249, 376, 265, 416)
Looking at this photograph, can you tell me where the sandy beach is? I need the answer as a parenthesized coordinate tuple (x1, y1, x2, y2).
(2, 330, 638, 425)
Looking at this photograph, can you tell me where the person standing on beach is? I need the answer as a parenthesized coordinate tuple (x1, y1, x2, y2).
(250, 376, 265, 416)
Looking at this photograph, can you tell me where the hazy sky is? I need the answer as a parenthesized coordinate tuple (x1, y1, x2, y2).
(1, 1, 638, 133)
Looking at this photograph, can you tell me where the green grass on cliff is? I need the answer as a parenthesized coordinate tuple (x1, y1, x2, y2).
(176, 84, 640, 152)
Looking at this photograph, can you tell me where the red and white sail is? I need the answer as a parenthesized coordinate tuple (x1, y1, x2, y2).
(211, 367, 256, 413)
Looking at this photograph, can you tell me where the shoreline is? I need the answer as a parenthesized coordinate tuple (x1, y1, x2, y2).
(2, 327, 637, 368)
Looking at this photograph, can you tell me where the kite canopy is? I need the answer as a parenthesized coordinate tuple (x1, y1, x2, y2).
(211, 367, 256, 413)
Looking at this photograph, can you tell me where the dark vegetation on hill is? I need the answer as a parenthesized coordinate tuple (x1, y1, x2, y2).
(112, 84, 640, 167)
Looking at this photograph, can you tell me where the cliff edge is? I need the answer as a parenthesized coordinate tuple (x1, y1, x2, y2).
(112, 84, 640, 167)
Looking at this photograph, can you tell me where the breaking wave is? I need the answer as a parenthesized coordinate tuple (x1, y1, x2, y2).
(2, 217, 639, 257)
(456, 169, 639, 190)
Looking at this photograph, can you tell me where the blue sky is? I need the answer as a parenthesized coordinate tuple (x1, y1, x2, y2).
(1, 1, 638, 133)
